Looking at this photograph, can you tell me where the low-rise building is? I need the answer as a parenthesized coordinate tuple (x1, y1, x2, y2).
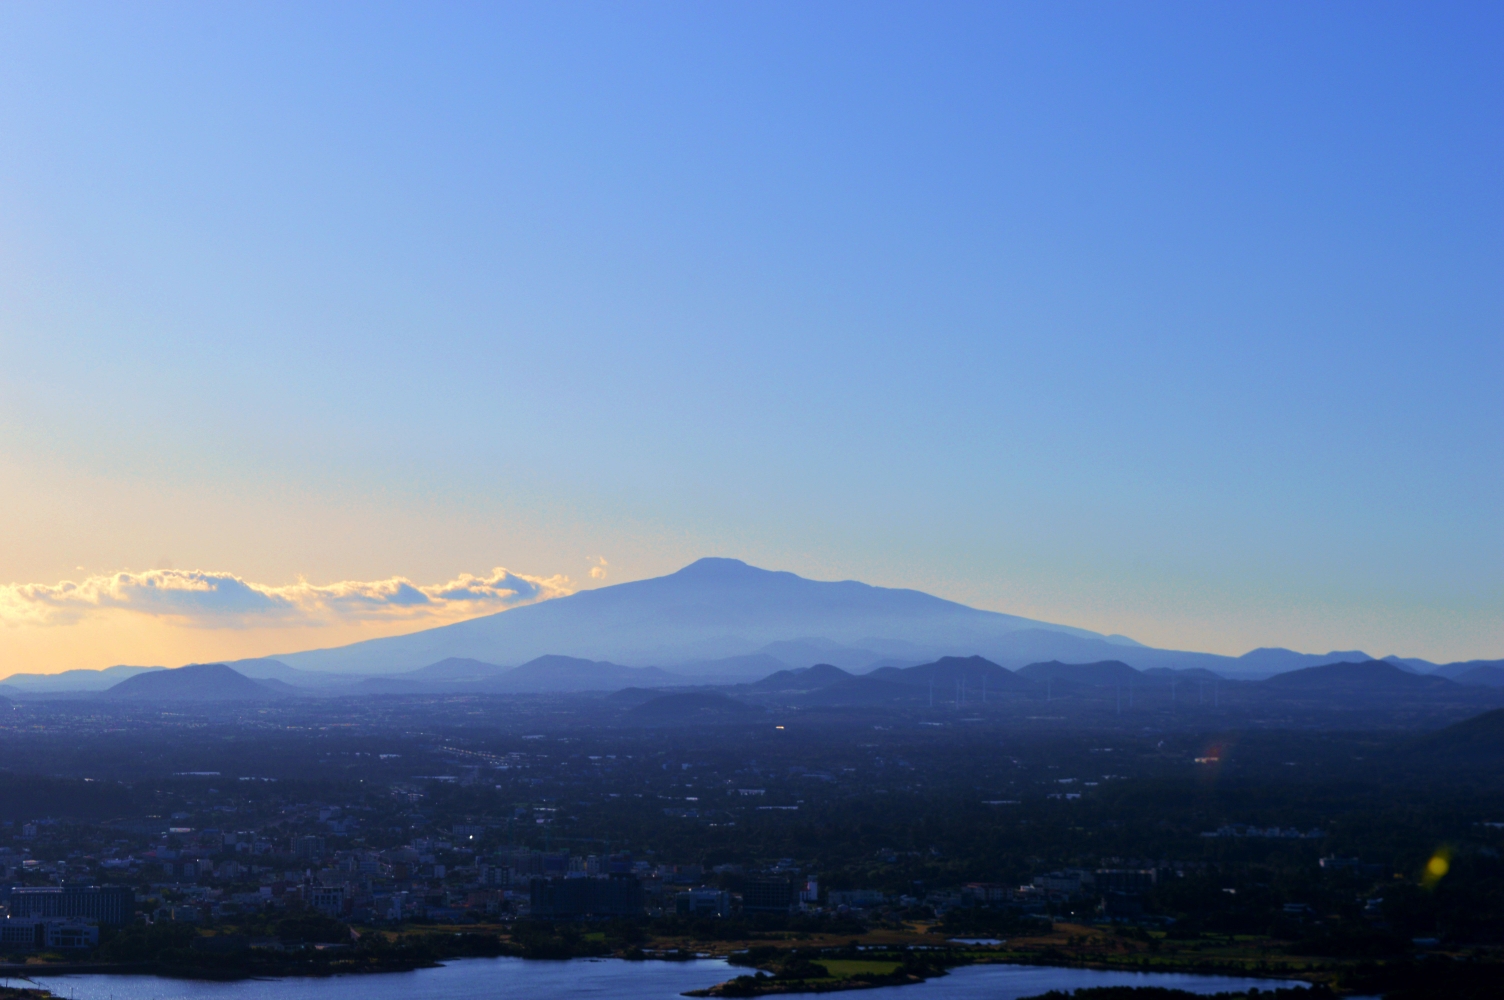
(675, 888, 730, 917)
(0, 918, 99, 950)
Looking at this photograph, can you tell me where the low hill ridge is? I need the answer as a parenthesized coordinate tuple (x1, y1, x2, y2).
(102, 663, 284, 702)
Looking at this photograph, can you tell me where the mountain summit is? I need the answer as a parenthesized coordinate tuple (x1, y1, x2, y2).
(269, 558, 1117, 675)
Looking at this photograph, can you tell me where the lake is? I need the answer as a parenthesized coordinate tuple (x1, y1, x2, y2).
(20, 957, 1302, 1000)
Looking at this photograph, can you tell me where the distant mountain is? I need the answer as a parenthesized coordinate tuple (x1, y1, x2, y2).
(750, 663, 854, 691)
(1427, 659, 1504, 680)
(1264, 661, 1457, 692)
(1016, 660, 1142, 687)
(1233, 648, 1376, 675)
(224, 658, 357, 688)
(267, 558, 1113, 675)
(191, 558, 1499, 683)
(399, 657, 509, 683)
(483, 655, 681, 693)
(867, 655, 1025, 691)
(102, 663, 288, 702)
(1454, 664, 1504, 688)
(0, 664, 166, 692)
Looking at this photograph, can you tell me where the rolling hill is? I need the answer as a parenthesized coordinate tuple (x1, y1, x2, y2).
(101, 663, 288, 702)
(1015, 659, 1143, 687)
(750, 663, 854, 691)
(1263, 660, 1459, 692)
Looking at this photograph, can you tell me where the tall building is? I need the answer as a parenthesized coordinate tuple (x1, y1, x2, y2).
(741, 878, 793, 913)
(529, 875, 643, 918)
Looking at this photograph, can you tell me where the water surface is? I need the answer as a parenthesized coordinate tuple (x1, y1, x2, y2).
(22, 956, 1301, 1000)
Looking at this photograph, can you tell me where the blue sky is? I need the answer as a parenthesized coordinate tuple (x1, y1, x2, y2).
(0, 1, 1499, 671)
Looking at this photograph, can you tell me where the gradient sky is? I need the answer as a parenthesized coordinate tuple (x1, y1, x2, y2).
(1, 1, 1499, 675)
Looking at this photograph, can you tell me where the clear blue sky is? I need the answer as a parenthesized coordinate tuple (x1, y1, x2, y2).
(0, 1, 1499, 670)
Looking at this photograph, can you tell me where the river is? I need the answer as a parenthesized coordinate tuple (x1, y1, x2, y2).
(16, 956, 1307, 1000)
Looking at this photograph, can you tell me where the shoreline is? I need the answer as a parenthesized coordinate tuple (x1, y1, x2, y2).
(0, 947, 1319, 996)
(4, 922, 1492, 997)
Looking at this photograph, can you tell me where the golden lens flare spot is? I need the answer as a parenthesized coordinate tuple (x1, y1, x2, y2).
(1427, 855, 1449, 878)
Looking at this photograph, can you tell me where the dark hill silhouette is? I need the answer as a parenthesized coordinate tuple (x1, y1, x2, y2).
(1264, 661, 1457, 691)
(750, 663, 852, 691)
(625, 691, 759, 722)
(102, 663, 283, 702)
(868, 655, 1023, 693)
(1399, 709, 1504, 768)
(1016, 660, 1142, 687)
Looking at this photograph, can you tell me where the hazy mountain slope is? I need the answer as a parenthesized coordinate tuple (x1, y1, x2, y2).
(269, 558, 1112, 675)
(0, 664, 166, 691)
(481, 655, 681, 693)
(397, 657, 509, 682)
(1428, 658, 1504, 680)
(223, 658, 355, 688)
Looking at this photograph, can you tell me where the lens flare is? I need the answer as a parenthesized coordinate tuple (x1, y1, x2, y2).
(1422, 848, 1452, 888)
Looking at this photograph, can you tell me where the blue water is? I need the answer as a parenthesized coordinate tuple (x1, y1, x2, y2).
(19, 956, 1303, 1000)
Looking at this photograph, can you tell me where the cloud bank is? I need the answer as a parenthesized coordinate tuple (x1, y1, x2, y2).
(0, 567, 573, 629)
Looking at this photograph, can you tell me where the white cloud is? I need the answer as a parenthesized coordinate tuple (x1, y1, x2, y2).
(0, 567, 573, 629)
(589, 557, 609, 581)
